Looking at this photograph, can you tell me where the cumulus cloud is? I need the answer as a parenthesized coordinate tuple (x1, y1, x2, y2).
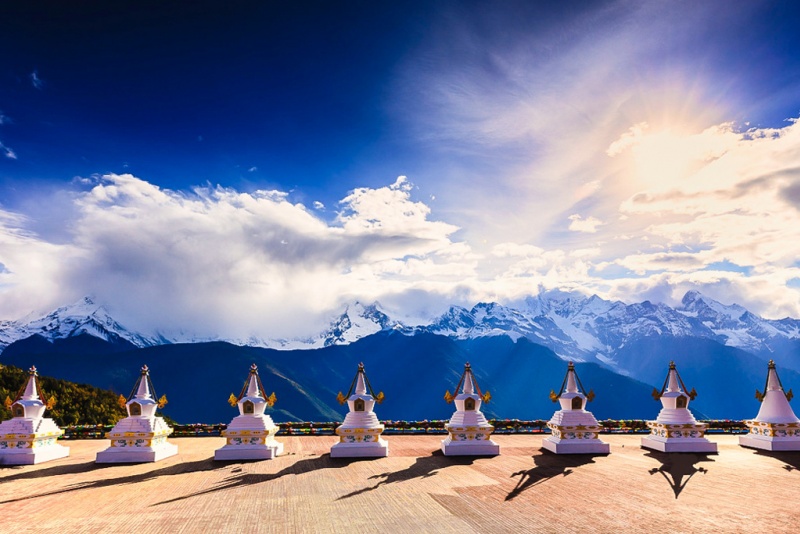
(0, 174, 476, 338)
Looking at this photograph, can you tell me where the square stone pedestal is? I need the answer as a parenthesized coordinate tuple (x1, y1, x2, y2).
(331, 439, 389, 458)
(0, 443, 70, 465)
(542, 437, 609, 454)
(441, 436, 499, 456)
(641, 435, 717, 453)
(739, 434, 800, 451)
(215, 441, 283, 460)
(96, 442, 178, 463)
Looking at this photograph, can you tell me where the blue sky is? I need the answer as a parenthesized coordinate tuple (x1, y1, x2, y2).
(2, 1, 800, 338)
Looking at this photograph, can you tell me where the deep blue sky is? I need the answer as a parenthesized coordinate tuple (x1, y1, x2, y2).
(3, 1, 800, 334)
(4, 2, 798, 205)
(0, 1, 442, 205)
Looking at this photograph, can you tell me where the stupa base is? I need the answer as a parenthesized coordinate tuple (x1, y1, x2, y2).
(96, 442, 178, 464)
(215, 441, 284, 460)
(441, 437, 499, 456)
(641, 436, 717, 453)
(331, 439, 389, 458)
(739, 434, 800, 451)
(542, 437, 609, 455)
(0, 444, 70, 465)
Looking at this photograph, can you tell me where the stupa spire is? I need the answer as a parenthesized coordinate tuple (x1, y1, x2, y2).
(652, 361, 696, 401)
(445, 363, 489, 403)
(463, 366, 475, 395)
(666, 361, 681, 393)
(355, 363, 367, 395)
(21, 366, 40, 401)
(565, 363, 579, 393)
(134, 365, 153, 400)
(549, 362, 595, 403)
(246, 363, 262, 398)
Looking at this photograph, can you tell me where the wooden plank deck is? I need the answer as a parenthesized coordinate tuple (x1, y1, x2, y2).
(1, 435, 799, 533)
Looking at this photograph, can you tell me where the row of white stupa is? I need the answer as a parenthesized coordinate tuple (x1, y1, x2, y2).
(1, 359, 798, 465)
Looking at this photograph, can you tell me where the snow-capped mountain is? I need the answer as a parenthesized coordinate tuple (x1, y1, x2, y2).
(0, 297, 401, 352)
(0, 296, 162, 350)
(265, 301, 403, 349)
(3, 291, 800, 374)
(419, 289, 800, 371)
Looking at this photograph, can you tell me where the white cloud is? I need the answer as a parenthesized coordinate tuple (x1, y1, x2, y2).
(248, 166, 257, 172)
(0, 174, 476, 338)
(568, 214, 603, 233)
(313, 201, 325, 210)
(0, 141, 17, 160)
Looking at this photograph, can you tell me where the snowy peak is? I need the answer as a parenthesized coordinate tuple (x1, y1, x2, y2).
(676, 290, 796, 351)
(320, 301, 400, 347)
(0, 296, 161, 350)
(679, 290, 748, 322)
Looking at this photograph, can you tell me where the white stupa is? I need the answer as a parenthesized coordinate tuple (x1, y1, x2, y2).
(96, 365, 178, 463)
(331, 363, 388, 458)
(215, 363, 283, 460)
(0, 366, 69, 465)
(740, 360, 800, 451)
(641, 361, 717, 453)
(441, 362, 499, 456)
(543, 362, 609, 454)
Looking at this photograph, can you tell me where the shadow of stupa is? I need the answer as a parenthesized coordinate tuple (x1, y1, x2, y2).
(644, 450, 715, 499)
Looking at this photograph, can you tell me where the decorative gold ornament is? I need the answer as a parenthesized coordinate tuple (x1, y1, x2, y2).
(266, 392, 277, 407)
(228, 393, 238, 407)
(444, 390, 454, 403)
(336, 391, 346, 405)
(482, 391, 491, 403)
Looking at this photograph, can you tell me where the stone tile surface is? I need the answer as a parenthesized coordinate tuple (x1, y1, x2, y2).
(1, 435, 799, 532)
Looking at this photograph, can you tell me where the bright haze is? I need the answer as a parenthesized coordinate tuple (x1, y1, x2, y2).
(2, 1, 800, 340)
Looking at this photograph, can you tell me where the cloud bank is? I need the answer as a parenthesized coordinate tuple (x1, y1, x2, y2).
(3, 112, 800, 342)
(0, 174, 473, 337)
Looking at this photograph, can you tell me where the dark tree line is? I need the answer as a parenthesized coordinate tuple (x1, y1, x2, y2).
(0, 363, 127, 426)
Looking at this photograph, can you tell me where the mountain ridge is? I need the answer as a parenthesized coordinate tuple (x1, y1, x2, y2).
(3, 290, 800, 375)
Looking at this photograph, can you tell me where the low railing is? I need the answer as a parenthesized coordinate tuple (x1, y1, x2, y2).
(60, 419, 749, 439)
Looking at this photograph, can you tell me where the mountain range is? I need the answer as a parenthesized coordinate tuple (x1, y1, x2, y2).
(1, 291, 799, 422)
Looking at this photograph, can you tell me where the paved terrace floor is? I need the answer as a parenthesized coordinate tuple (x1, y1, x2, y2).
(1, 435, 799, 533)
